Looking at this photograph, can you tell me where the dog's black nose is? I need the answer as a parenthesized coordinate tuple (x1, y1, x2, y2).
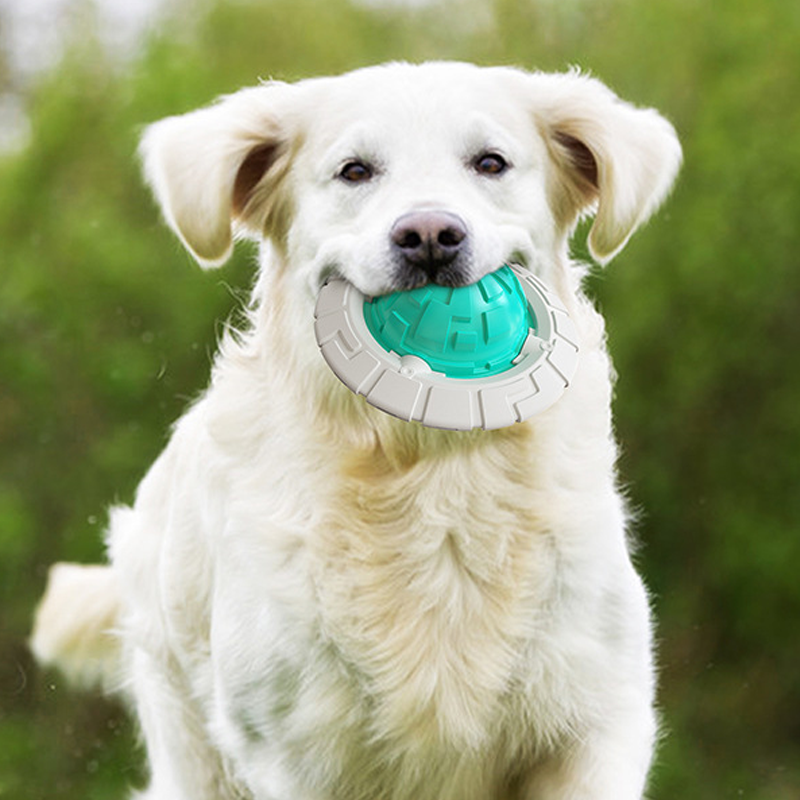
(390, 211, 468, 285)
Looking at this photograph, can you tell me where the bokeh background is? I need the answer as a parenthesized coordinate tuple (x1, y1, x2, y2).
(1, 0, 798, 797)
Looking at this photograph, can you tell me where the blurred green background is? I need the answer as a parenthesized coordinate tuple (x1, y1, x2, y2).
(1, 0, 798, 797)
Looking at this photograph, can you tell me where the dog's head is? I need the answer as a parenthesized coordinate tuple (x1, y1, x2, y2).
(141, 62, 680, 300)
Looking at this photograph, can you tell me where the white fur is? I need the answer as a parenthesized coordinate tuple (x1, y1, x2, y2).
(31, 62, 681, 799)
(30, 563, 122, 689)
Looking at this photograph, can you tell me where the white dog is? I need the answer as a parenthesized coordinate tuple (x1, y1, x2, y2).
(32, 62, 681, 799)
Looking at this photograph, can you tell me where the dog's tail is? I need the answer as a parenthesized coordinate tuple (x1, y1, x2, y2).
(30, 563, 122, 691)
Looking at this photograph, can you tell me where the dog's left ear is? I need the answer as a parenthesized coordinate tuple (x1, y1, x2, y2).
(139, 83, 297, 268)
(528, 71, 682, 264)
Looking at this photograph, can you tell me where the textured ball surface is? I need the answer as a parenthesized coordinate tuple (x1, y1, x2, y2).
(363, 265, 534, 378)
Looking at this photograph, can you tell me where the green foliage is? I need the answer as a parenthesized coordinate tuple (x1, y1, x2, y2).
(1, 0, 798, 796)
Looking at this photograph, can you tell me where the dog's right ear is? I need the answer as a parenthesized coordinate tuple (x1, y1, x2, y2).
(139, 84, 296, 268)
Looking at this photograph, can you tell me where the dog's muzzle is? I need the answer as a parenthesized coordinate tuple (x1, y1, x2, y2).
(390, 210, 472, 289)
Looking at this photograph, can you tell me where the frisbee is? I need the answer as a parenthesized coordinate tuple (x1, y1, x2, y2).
(314, 264, 579, 431)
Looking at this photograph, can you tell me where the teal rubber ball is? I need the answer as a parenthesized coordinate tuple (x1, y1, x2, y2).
(363, 265, 535, 378)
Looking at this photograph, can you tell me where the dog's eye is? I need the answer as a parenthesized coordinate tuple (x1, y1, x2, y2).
(473, 152, 509, 177)
(338, 160, 374, 183)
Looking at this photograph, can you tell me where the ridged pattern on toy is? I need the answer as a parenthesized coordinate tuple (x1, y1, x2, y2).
(314, 265, 579, 431)
(363, 266, 534, 378)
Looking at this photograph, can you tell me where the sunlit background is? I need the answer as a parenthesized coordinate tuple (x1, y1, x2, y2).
(1, 0, 798, 797)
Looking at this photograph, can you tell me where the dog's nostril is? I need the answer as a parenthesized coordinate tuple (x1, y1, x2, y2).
(438, 227, 465, 248)
(396, 230, 423, 251)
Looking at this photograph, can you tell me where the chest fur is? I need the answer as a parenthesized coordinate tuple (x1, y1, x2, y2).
(311, 434, 556, 753)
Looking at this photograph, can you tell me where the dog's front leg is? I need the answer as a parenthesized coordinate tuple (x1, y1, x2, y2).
(521, 707, 657, 800)
(130, 647, 242, 800)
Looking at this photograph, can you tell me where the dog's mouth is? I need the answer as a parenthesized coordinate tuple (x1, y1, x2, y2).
(314, 245, 533, 301)
(316, 264, 342, 289)
(386, 247, 533, 295)
(388, 263, 475, 293)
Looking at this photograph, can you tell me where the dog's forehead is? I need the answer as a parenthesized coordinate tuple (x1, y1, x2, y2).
(296, 63, 533, 151)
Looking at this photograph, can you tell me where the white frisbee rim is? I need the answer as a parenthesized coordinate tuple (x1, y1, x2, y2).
(314, 264, 579, 431)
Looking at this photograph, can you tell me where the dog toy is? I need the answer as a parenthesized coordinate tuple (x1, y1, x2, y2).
(314, 264, 578, 431)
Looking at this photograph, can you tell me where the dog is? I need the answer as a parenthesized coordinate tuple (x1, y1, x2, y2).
(31, 61, 681, 799)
